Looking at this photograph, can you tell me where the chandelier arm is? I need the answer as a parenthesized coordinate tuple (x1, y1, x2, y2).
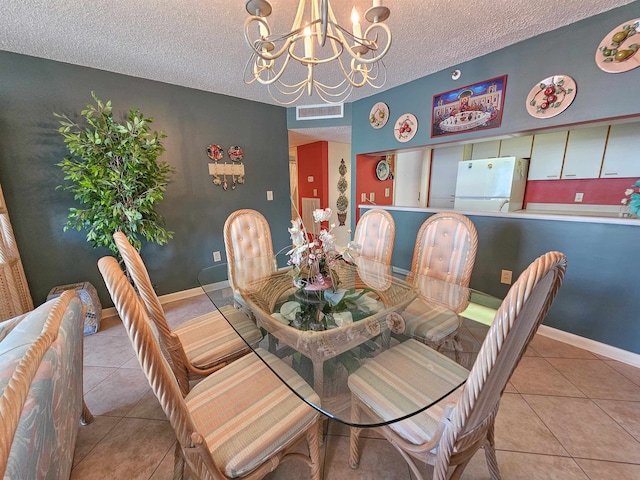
(250, 53, 296, 86)
(268, 83, 307, 105)
(245, 17, 303, 61)
(287, 33, 344, 65)
(337, 23, 392, 64)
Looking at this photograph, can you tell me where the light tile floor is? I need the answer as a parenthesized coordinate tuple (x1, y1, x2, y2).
(71, 294, 640, 479)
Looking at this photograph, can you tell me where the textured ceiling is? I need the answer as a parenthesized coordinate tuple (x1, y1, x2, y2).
(2, 0, 635, 146)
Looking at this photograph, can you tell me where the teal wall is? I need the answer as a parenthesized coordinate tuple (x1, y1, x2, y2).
(350, 2, 640, 223)
(0, 51, 292, 307)
(363, 206, 640, 355)
(349, 3, 640, 354)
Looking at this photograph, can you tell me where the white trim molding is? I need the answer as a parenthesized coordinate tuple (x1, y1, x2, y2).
(538, 324, 640, 368)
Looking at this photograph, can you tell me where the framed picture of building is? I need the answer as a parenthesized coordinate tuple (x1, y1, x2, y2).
(431, 75, 507, 138)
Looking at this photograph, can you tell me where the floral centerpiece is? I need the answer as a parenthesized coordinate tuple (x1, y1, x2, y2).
(281, 208, 376, 331)
(287, 208, 342, 290)
(621, 179, 640, 217)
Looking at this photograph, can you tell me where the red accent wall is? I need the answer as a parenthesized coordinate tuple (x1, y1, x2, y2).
(297, 141, 329, 213)
(355, 154, 394, 222)
(524, 177, 637, 206)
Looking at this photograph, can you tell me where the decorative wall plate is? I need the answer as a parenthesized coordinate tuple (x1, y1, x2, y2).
(376, 159, 390, 181)
(207, 144, 224, 161)
(394, 113, 418, 142)
(369, 102, 389, 129)
(595, 19, 639, 73)
(228, 145, 244, 162)
(526, 75, 577, 119)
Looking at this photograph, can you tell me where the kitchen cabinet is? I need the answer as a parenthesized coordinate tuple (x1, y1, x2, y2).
(471, 140, 500, 159)
(499, 135, 533, 158)
(429, 146, 464, 208)
(527, 131, 568, 180)
(601, 123, 640, 178)
(561, 126, 608, 179)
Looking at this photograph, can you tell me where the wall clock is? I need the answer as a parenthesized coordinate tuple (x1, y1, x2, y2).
(376, 159, 390, 181)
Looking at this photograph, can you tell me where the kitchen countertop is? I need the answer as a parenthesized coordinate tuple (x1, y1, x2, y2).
(358, 204, 640, 226)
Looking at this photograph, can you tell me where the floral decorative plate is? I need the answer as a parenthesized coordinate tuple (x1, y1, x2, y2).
(228, 145, 244, 162)
(207, 144, 224, 161)
(526, 75, 577, 119)
(394, 113, 418, 143)
(369, 102, 389, 129)
(595, 19, 640, 73)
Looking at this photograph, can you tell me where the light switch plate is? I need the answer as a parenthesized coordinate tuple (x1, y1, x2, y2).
(266, 190, 273, 201)
(574, 192, 584, 202)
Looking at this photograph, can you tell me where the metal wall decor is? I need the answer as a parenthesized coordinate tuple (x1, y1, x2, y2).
(336, 159, 348, 226)
(206, 144, 245, 190)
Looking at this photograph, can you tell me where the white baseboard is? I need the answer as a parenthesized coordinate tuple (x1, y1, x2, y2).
(538, 325, 640, 368)
(101, 283, 640, 368)
(101, 282, 230, 320)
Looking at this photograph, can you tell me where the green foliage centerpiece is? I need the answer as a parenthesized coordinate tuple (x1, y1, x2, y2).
(55, 92, 175, 256)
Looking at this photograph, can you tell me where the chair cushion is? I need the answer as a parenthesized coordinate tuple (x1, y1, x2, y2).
(186, 348, 320, 478)
(402, 300, 460, 342)
(348, 339, 468, 445)
(174, 305, 262, 369)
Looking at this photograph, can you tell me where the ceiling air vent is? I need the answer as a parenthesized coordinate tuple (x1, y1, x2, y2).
(296, 103, 344, 121)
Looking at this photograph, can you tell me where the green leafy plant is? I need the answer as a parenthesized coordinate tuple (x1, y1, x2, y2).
(55, 92, 175, 256)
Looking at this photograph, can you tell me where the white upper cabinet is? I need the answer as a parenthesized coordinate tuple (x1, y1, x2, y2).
(561, 126, 608, 179)
(500, 135, 533, 159)
(528, 131, 568, 180)
(471, 140, 500, 159)
(601, 123, 640, 178)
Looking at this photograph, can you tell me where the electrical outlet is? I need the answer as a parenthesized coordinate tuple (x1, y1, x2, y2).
(313, 188, 317, 196)
(500, 269, 512, 285)
(266, 190, 273, 201)
(213, 251, 221, 262)
(574, 192, 584, 203)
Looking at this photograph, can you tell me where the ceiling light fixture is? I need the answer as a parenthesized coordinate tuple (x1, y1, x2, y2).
(243, 0, 391, 105)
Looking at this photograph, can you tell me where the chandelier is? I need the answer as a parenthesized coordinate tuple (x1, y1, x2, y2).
(243, 0, 392, 105)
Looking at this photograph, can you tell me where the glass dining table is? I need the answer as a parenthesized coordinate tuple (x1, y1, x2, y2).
(197, 254, 500, 428)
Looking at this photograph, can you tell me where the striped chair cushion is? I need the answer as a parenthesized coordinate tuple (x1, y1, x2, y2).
(414, 218, 472, 284)
(348, 339, 468, 445)
(402, 299, 460, 342)
(354, 211, 393, 264)
(186, 348, 320, 478)
(174, 305, 262, 368)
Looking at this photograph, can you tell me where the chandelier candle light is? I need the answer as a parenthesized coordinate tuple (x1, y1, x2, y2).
(243, 0, 392, 104)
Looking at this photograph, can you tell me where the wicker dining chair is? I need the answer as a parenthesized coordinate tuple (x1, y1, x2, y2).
(113, 232, 262, 395)
(98, 256, 321, 480)
(402, 213, 478, 361)
(348, 251, 567, 480)
(353, 209, 396, 265)
(223, 209, 276, 305)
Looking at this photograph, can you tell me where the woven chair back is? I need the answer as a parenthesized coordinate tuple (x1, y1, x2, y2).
(97, 256, 203, 469)
(453, 251, 566, 444)
(411, 213, 478, 286)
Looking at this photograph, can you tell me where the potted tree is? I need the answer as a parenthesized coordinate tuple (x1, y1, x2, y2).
(55, 92, 175, 257)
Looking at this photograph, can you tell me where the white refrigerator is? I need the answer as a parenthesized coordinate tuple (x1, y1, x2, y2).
(453, 157, 529, 212)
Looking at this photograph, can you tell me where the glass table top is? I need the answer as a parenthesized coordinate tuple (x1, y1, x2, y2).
(198, 255, 500, 427)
